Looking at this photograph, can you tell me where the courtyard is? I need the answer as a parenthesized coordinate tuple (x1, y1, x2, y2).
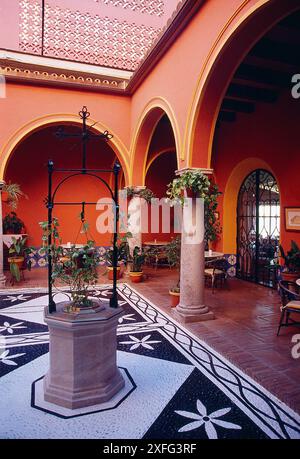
(0, 0, 300, 444)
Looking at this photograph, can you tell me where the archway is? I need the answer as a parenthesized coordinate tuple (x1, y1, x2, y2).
(237, 169, 280, 287)
(202, 4, 300, 283)
(3, 122, 127, 268)
(187, 0, 300, 168)
(130, 98, 181, 186)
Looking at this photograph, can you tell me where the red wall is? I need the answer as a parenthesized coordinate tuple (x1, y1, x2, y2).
(213, 89, 300, 253)
(145, 151, 178, 242)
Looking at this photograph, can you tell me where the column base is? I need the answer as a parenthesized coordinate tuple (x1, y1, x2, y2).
(173, 304, 215, 323)
(44, 368, 125, 410)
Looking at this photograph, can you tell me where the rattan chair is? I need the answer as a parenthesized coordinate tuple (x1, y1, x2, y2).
(277, 280, 300, 336)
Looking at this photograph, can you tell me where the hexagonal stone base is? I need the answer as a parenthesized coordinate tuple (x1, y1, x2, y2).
(32, 367, 135, 418)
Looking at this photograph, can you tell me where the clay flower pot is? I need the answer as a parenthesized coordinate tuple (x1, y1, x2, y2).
(169, 289, 180, 307)
(129, 271, 143, 283)
(281, 271, 300, 282)
(107, 266, 121, 280)
(8, 256, 24, 270)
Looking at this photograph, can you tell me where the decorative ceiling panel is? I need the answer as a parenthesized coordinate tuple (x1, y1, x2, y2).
(17, 0, 182, 70)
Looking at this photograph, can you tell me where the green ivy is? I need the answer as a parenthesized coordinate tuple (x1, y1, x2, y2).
(166, 170, 222, 244)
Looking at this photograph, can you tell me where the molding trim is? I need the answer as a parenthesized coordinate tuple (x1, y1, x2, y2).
(0, 63, 127, 94)
(176, 167, 214, 176)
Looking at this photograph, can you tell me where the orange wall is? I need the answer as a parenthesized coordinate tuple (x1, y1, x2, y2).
(0, 82, 131, 173)
(213, 89, 300, 254)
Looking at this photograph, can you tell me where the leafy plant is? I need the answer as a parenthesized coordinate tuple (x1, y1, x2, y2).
(166, 171, 222, 245)
(130, 246, 146, 273)
(279, 241, 300, 273)
(8, 236, 34, 282)
(105, 232, 132, 267)
(165, 236, 181, 292)
(3, 182, 27, 210)
(3, 212, 25, 234)
(40, 217, 101, 309)
(126, 187, 156, 203)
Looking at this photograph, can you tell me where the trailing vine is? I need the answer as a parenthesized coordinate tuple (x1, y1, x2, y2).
(166, 170, 222, 244)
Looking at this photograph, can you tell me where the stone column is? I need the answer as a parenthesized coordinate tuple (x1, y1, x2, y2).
(174, 168, 214, 323)
(127, 186, 147, 255)
(0, 181, 6, 287)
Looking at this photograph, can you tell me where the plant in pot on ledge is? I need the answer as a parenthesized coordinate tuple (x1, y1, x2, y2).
(279, 240, 300, 282)
(105, 233, 131, 280)
(166, 236, 181, 307)
(129, 246, 146, 283)
(8, 236, 33, 283)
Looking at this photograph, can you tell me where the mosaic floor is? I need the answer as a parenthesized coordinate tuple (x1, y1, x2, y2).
(0, 284, 299, 440)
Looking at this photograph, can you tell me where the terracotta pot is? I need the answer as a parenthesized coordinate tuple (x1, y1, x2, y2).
(59, 256, 70, 264)
(281, 271, 300, 282)
(169, 290, 180, 307)
(129, 271, 143, 283)
(8, 256, 24, 270)
(107, 266, 121, 280)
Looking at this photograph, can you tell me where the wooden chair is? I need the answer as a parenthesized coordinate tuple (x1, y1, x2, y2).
(204, 257, 228, 293)
(277, 280, 300, 336)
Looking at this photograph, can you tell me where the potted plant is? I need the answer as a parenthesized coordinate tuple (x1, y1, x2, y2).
(2, 182, 27, 210)
(129, 246, 146, 283)
(166, 236, 181, 307)
(279, 240, 300, 282)
(3, 212, 26, 234)
(166, 171, 222, 250)
(126, 186, 155, 203)
(40, 218, 101, 311)
(8, 236, 33, 283)
(105, 233, 131, 280)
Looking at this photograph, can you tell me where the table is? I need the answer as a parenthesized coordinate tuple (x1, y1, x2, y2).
(205, 251, 224, 260)
(143, 241, 170, 268)
(60, 244, 84, 249)
(143, 241, 170, 247)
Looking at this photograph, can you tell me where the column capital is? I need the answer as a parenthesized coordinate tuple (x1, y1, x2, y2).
(125, 186, 146, 193)
(175, 167, 214, 176)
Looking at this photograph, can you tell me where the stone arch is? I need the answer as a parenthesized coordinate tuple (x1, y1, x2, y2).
(222, 157, 280, 254)
(0, 113, 130, 185)
(130, 97, 181, 186)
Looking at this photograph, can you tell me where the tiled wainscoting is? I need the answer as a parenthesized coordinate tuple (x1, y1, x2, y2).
(26, 248, 238, 277)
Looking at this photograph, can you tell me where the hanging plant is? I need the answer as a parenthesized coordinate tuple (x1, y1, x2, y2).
(166, 170, 222, 245)
(126, 187, 156, 203)
(2, 182, 27, 210)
